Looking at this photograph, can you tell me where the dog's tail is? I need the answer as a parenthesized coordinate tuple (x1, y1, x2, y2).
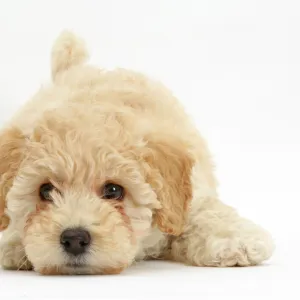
(51, 30, 89, 81)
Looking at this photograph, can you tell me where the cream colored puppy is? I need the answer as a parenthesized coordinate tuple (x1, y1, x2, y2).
(0, 31, 274, 275)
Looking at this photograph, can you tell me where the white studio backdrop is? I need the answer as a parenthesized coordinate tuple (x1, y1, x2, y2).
(0, 0, 299, 299)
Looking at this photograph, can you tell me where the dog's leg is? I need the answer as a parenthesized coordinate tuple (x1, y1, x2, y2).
(0, 229, 32, 270)
(170, 200, 274, 267)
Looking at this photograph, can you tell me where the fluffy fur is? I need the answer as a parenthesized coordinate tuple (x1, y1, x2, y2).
(0, 31, 274, 275)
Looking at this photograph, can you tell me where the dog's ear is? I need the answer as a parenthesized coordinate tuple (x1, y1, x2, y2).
(142, 134, 194, 236)
(51, 30, 89, 81)
(0, 127, 25, 231)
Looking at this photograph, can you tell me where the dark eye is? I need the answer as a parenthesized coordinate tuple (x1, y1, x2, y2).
(102, 183, 124, 200)
(39, 183, 55, 201)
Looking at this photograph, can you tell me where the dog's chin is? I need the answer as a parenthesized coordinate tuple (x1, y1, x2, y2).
(37, 264, 126, 275)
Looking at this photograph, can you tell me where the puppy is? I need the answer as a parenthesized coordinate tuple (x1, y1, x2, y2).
(0, 31, 274, 275)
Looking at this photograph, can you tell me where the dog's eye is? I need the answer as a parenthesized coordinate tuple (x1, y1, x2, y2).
(39, 183, 55, 201)
(102, 183, 124, 200)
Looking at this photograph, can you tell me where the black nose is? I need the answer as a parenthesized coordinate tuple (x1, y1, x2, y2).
(60, 228, 91, 256)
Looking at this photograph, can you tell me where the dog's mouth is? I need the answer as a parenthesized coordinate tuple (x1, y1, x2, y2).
(65, 263, 86, 268)
(64, 255, 88, 270)
(37, 262, 92, 275)
(39, 261, 126, 275)
(59, 262, 92, 275)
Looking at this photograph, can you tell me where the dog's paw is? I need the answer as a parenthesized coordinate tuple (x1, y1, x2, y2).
(0, 242, 32, 270)
(202, 230, 275, 267)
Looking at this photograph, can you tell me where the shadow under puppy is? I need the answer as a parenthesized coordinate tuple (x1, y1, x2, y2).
(0, 31, 274, 275)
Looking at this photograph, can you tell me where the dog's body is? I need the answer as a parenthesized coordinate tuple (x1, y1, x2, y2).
(0, 32, 274, 274)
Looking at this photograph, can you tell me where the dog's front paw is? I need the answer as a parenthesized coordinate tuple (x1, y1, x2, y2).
(0, 242, 32, 270)
(202, 230, 275, 267)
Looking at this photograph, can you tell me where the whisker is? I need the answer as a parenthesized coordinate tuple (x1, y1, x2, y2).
(17, 254, 29, 270)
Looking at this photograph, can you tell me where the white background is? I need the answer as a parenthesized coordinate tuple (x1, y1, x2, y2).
(0, 0, 299, 299)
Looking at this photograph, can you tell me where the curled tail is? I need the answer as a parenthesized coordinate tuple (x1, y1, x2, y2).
(51, 30, 89, 81)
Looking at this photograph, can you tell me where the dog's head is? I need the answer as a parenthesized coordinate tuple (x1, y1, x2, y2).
(0, 32, 194, 275)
